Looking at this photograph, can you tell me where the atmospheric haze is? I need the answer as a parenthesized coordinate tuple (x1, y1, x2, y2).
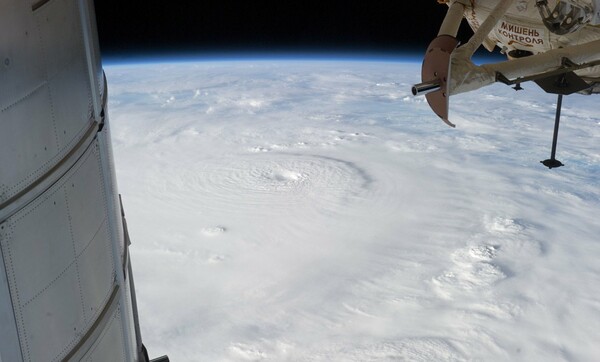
(104, 59, 600, 361)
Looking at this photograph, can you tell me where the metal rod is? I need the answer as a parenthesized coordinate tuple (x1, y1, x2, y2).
(438, 1, 466, 37)
(493, 46, 600, 83)
(412, 80, 442, 96)
(449, 37, 600, 96)
(495, 59, 600, 86)
(461, 0, 515, 57)
(550, 94, 563, 160)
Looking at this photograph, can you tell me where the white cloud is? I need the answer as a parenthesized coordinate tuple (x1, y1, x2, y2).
(106, 59, 600, 361)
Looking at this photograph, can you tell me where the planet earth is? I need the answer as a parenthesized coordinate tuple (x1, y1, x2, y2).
(104, 57, 600, 361)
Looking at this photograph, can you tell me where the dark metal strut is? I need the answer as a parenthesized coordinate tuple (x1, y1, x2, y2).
(541, 93, 564, 169)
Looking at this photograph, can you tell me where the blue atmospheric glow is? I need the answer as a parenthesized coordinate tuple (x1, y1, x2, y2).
(102, 48, 504, 67)
(101, 50, 424, 66)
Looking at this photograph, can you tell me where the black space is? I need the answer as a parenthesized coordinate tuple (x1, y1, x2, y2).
(94, 1, 475, 57)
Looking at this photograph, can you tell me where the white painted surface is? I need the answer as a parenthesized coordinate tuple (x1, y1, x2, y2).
(0, 0, 93, 203)
(1, 0, 141, 360)
(1, 144, 118, 361)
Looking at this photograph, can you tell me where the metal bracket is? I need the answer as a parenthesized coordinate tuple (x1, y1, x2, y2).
(536, 0, 594, 35)
(494, 57, 597, 94)
(534, 71, 590, 95)
(419, 35, 460, 127)
(97, 71, 108, 133)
